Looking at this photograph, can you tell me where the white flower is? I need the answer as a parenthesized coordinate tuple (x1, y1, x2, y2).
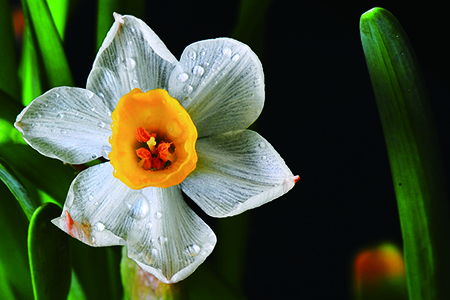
(14, 13, 298, 283)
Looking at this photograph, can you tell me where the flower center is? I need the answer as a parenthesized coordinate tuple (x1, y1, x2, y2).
(109, 88, 198, 189)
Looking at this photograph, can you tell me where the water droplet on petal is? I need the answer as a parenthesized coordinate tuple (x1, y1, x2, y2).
(90, 107, 96, 112)
(98, 92, 105, 99)
(94, 222, 105, 231)
(97, 121, 105, 129)
(86, 91, 94, 99)
(188, 50, 197, 60)
(125, 194, 150, 220)
(192, 65, 204, 76)
(54, 92, 60, 98)
(145, 222, 152, 230)
(178, 73, 189, 82)
(259, 142, 265, 148)
(60, 130, 67, 135)
(222, 47, 232, 57)
(91, 154, 97, 160)
(185, 244, 201, 257)
(145, 248, 158, 264)
(127, 40, 133, 46)
(184, 85, 193, 94)
(158, 236, 167, 246)
(154, 211, 162, 219)
(231, 53, 240, 62)
(57, 113, 64, 119)
(200, 49, 206, 56)
(101, 145, 112, 157)
(123, 57, 136, 71)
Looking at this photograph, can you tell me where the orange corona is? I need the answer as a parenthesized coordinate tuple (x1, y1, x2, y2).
(109, 88, 198, 189)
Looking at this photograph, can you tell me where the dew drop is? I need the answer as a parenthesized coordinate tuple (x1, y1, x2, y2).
(188, 50, 197, 60)
(94, 222, 105, 231)
(222, 47, 232, 57)
(56, 113, 64, 119)
(200, 49, 206, 56)
(184, 85, 193, 94)
(192, 65, 204, 76)
(185, 244, 201, 257)
(90, 107, 96, 112)
(146, 248, 158, 264)
(60, 130, 67, 135)
(126, 40, 133, 46)
(98, 92, 105, 99)
(125, 194, 150, 220)
(101, 145, 112, 157)
(54, 92, 60, 98)
(177, 73, 189, 82)
(91, 154, 97, 160)
(97, 121, 105, 129)
(158, 236, 167, 246)
(231, 53, 240, 62)
(86, 91, 94, 99)
(145, 222, 152, 230)
(259, 142, 265, 148)
(90, 236, 96, 244)
(123, 57, 136, 71)
(155, 211, 162, 219)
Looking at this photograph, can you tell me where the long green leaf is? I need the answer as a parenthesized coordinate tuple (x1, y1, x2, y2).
(21, 0, 73, 89)
(0, 0, 20, 101)
(46, 0, 70, 40)
(0, 158, 36, 220)
(0, 182, 33, 300)
(360, 7, 450, 300)
(28, 202, 71, 300)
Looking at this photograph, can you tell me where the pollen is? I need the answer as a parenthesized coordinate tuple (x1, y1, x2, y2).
(109, 88, 198, 189)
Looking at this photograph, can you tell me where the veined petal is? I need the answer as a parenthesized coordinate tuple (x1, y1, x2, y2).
(87, 13, 178, 111)
(14, 87, 112, 164)
(52, 162, 216, 283)
(168, 38, 264, 138)
(181, 130, 297, 217)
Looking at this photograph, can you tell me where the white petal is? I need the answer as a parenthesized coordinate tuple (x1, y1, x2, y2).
(14, 87, 112, 164)
(52, 162, 216, 283)
(168, 38, 264, 137)
(181, 130, 297, 217)
(87, 13, 178, 110)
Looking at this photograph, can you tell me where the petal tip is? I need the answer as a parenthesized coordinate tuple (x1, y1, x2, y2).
(113, 12, 124, 24)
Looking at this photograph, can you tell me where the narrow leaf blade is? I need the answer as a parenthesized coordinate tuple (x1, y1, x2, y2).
(28, 202, 71, 300)
(360, 7, 450, 300)
(0, 158, 36, 220)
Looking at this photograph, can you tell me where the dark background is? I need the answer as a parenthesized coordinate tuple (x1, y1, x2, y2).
(13, 0, 450, 299)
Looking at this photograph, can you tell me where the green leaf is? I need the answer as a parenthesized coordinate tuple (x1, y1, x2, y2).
(360, 7, 450, 300)
(28, 202, 71, 300)
(46, 0, 70, 40)
(0, 158, 37, 220)
(0, 0, 20, 101)
(19, 26, 44, 106)
(0, 181, 33, 300)
(21, 0, 74, 89)
(231, 0, 272, 58)
(70, 241, 123, 300)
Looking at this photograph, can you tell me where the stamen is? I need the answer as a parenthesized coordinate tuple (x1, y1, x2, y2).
(136, 127, 152, 142)
(158, 141, 176, 162)
(136, 148, 152, 170)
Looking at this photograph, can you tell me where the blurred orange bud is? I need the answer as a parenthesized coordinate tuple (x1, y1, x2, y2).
(353, 243, 407, 300)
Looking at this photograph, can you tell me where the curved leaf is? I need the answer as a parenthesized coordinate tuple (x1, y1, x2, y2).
(28, 202, 71, 300)
(360, 7, 450, 300)
(0, 158, 36, 220)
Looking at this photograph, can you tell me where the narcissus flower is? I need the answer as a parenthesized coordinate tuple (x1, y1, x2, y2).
(15, 13, 298, 283)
